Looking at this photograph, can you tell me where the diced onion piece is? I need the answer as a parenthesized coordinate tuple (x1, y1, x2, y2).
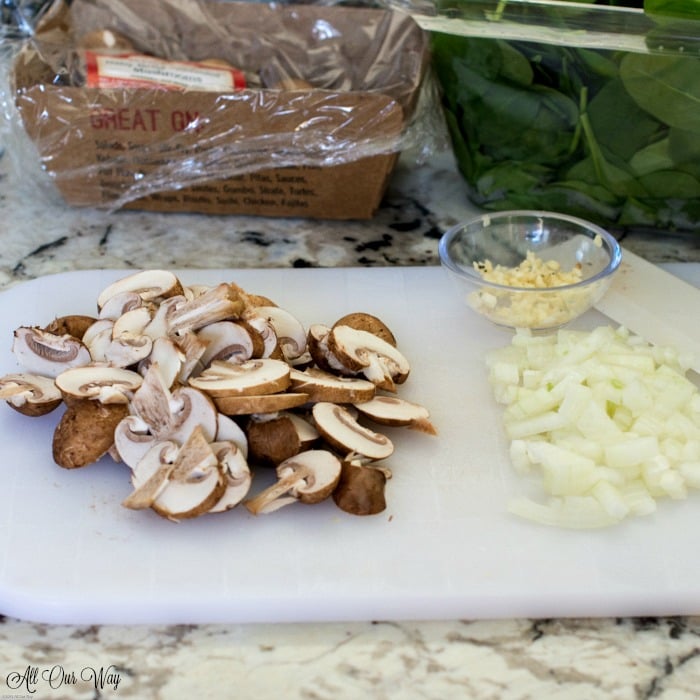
(488, 326, 700, 529)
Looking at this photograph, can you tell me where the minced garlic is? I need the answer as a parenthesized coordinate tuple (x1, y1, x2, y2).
(469, 249, 602, 329)
(474, 251, 583, 289)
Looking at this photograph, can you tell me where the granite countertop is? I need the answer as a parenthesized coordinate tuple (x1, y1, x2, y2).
(1, 142, 700, 699)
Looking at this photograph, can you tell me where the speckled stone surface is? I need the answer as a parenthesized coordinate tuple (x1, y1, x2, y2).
(1, 139, 700, 699)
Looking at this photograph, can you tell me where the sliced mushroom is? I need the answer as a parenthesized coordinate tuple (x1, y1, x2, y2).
(213, 392, 309, 416)
(188, 358, 291, 397)
(12, 326, 92, 378)
(113, 414, 155, 468)
(242, 314, 280, 358)
(253, 306, 307, 362)
(207, 440, 252, 512)
(81, 319, 114, 362)
(123, 426, 226, 519)
(328, 325, 410, 391)
(55, 365, 143, 404)
(98, 290, 143, 321)
(215, 412, 248, 458)
(245, 449, 341, 515)
(354, 396, 437, 435)
(333, 312, 397, 347)
(172, 330, 208, 383)
(332, 457, 390, 516)
(196, 321, 256, 370)
(130, 365, 218, 444)
(139, 337, 184, 389)
(306, 323, 348, 374)
(104, 334, 153, 368)
(0, 373, 62, 416)
(97, 269, 184, 311)
(167, 283, 246, 335)
(43, 315, 97, 340)
(52, 399, 129, 468)
(312, 401, 394, 460)
(289, 366, 376, 403)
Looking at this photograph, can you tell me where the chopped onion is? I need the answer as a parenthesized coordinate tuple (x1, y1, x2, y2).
(487, 325, 700, 528)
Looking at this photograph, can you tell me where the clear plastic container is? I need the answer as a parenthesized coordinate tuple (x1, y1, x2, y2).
(427, 0, 700, 233)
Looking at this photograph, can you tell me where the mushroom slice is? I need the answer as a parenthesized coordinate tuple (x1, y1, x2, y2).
(52, 399, 129, 468)
(333, 312, 397, 347)
(215, 413, 248, 458)
(188, 358, 291, 397)
(167, 283, 246, 335)
(139, 337, 184, 389)
(112, 306, 152, 338)
(123, 426, 225, 519)
(243, 315, 279, 358)
(306, 323, 348, 374)
(97, 269, 184, 311)
(0, 373, 62, 416)
(43, 315, 97, 340)
(253, 306, 307, 362)
(285, 412, 319, 449)
(213, 392, 309, 416)
(173, 330, 208, 383)
(289, 367, 376, 403)
(104, 334, 153, 368)
(113, 414, 156, 469)
(312, 401, 394, 460)
(245, 449, 341, 515)
(328, 325, 410, 391)
(98, 291, 143, 321)
(131, 365, 218, 444)
(196, 321, 256, 369)
(82, 319, 115, 362)
(332, 457, 390, 516)
(207, 441, 252, 512)
(12, 327, 92, 378)
(55, 365, 143, 404)
(354, 396, 437, 435)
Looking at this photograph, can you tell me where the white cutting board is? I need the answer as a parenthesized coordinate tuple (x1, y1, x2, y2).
(1, 264, 700, 625)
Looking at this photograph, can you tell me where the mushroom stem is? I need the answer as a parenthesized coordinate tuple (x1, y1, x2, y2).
(244, 465, 312, 515)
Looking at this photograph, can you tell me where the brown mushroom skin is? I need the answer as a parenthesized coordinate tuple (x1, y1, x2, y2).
(246, 416, 301, 467)
(52, 400, 129, 469)
(7, 397, 62, 418)
(44, 315, 98, 341)
(333, 313, 397, 347)
(332, 461, 387, 516)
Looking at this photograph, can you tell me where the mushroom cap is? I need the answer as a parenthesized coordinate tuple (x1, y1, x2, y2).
(55, 365, 143, 404)
(332, 459, 388, 515)
(332, 312, 397, 347)
(312, 401, 394, 460)
(52, 399, 129, 468)
(43, 314, 97, 340)
(13, 327, 92, 378)
(0, 373, 63, 416)
(246, 414, 302, 466)
(189, 358, 291, 397)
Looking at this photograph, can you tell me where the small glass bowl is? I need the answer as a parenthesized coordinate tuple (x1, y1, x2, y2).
(439, 210, 622, 332)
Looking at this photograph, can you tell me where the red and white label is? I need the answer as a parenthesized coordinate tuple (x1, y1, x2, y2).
(84, 52, 246, 91)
